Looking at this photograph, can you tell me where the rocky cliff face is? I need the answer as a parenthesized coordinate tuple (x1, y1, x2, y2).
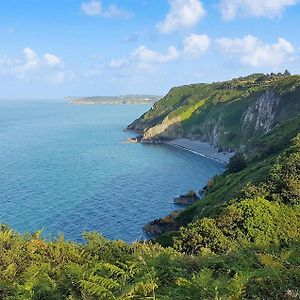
(243, 89, 280, 134)
(128, 74, 300, 150)
(186, 118, 225, 148)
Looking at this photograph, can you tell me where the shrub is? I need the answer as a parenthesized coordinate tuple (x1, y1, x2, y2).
(227, 153, 247, 173)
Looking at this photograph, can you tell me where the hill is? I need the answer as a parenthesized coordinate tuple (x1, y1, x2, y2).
(128, 73, 300, 151)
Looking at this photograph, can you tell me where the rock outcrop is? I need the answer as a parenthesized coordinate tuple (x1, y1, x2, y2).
(126, 136, 142, 143)
(143, 210, 181, 236)
(174, 190, 199, 205)
(243, 89, 280, 134)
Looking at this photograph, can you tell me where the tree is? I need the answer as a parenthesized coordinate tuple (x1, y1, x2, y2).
(227, 153, 247, 173)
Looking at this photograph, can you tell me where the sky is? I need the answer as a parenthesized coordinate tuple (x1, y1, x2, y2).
(0, 0, 300, 99)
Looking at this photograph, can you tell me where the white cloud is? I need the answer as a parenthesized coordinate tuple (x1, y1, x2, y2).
(220, 0, 299, 20)
(80, 0, 133, 18)
(108, 45, 180, 72)
(0, 48, 66, 84)
(15, 48, 63, 75)
(108, 34, 211, 73)
(216, 35, 258, 54)
(216, 35, 295, 68)
(156, 0, 206, 34)
(44, 53, 62, 66)
(17, 48, 40, 73)
(23, 47, 37, 61)
(183, 34, 210, 56)
(132, 45, 180, 63)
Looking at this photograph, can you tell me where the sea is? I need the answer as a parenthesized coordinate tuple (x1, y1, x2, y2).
(0, 100, 224, 242)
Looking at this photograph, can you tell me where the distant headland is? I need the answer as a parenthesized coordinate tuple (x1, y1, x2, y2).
(68, 95, 161, 105)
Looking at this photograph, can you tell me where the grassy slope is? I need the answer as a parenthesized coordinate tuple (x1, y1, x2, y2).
(156, 116, 300, 242)
(129, 74, 300, 149)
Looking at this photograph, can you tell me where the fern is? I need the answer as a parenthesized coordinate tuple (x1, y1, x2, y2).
(81, 280, 116, 299)
(97, 262, 127, 277)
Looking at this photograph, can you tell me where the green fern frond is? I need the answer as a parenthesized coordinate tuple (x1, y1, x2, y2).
(81, 279, 116, 299)
(95, 262, 126, 277)
(89, 274, 120, 289)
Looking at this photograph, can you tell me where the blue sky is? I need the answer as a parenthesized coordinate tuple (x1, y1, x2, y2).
(0, 0, 300, 98)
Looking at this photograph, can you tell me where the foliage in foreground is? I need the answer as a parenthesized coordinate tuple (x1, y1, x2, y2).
(0, 225, 299, 300)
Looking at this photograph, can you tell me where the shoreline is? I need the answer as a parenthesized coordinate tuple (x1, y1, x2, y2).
(125, 130, 235, 164)
(165, 139, 235, 164)
(143, 138, 234, 236)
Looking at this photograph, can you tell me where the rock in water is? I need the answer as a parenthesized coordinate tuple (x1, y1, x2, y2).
(126, 136, 142, 143)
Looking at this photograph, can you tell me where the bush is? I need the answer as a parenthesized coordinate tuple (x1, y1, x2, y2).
(269, 137, 300, 205)
(174, 218, 234, 255)
(174, 197, 300, 255)
(227, 153, 247, 173)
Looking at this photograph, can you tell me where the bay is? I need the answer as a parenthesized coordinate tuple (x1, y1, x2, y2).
(0, 100, 224, 242)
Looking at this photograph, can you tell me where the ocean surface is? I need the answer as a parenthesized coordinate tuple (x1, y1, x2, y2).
(0, 100, 224, 242)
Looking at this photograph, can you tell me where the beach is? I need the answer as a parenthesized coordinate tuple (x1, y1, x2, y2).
(166, 139, 235, 164)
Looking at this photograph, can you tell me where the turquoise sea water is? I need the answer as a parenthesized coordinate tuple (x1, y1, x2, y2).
(0, 100, 224, 242)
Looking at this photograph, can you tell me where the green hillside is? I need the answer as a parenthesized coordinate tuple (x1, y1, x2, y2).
(1, 73, 299, 299)
(128, 73, 300, 150)
(156, 116, 300, 240)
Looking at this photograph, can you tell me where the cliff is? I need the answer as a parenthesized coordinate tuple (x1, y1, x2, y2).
(128, 73, 300, 151)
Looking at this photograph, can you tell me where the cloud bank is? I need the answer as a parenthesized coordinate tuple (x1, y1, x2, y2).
(0, 48, 66, 84)
(216, 35, 295, 68)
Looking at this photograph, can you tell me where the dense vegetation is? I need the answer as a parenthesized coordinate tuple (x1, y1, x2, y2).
(1, 73, 299, 299)
(167, 116, 300, 228)
(0, 226, 299, 299)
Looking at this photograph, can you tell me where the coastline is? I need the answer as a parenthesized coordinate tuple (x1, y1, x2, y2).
(165, 139, 235, 164)
(143, 138, 234, 236)
(70, 101, 152, 105)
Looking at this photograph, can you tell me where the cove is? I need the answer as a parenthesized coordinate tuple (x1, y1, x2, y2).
(0, 100, 224, 242)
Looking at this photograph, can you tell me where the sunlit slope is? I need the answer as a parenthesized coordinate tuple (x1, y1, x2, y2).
(129, 73, 300, 150)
